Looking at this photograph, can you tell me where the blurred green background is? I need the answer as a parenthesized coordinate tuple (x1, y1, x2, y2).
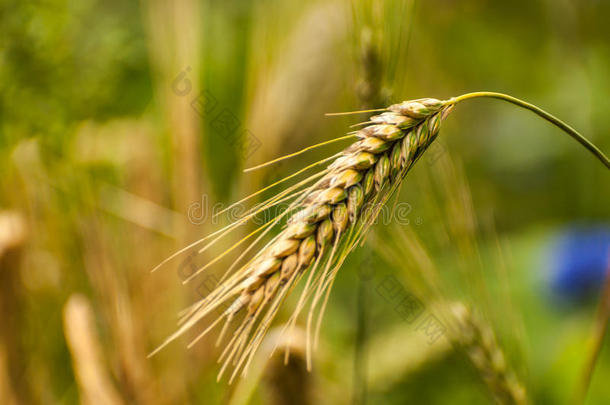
(1, 0, 609, 404)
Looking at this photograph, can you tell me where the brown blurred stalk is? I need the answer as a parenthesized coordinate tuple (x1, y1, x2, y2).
(228, 327, 313, 405)
(63, 294, 125, 405)
(262, 330, 313, 405)
(141, 0, 207, 399)
(143, 0, 204, 238)
(0, 212, 29, 405)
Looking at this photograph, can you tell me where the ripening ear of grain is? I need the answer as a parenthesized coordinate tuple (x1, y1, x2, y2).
(150, 97, 453, 381)
(149, 92, 610, 382)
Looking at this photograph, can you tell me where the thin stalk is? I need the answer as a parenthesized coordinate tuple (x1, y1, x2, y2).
(447, 92, 610, 169)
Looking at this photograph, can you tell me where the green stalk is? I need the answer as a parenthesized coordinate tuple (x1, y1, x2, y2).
(446, 92, 610, 170)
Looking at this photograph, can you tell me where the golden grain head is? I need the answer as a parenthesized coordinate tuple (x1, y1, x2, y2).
(150, 96, 454, 381)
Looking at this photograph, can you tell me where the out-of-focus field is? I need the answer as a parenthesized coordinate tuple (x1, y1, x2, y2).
(1, 0, 609, 404)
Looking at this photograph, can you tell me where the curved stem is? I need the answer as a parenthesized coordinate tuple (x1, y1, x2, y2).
(446, 91, 610, 170)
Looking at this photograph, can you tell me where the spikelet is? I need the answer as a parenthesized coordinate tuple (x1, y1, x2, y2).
(451, 303, 528, 405)
(148, 97, 454, 380)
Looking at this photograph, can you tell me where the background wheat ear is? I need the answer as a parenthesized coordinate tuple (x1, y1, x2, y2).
(451, 303, 528, 405)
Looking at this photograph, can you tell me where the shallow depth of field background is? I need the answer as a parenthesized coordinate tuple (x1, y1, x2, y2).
(1, 0, 609, 404)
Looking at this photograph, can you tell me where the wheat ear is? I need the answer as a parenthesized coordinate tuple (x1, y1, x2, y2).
(451, 303, 528, 405)
(149, 93, 609, 382)
(149, 98, 453, 379)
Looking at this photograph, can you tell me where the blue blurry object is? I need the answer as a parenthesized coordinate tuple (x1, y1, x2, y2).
(549, 226, 610, 304)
